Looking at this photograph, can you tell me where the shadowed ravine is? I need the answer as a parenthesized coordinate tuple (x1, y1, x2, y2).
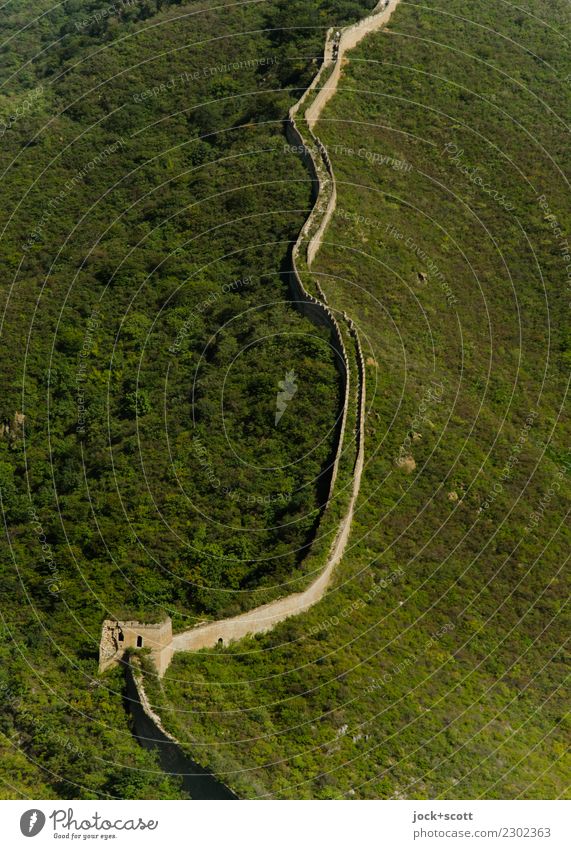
(125, 661, 237, 799)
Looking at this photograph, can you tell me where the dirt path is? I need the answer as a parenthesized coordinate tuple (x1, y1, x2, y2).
(159, 2, 400, 673)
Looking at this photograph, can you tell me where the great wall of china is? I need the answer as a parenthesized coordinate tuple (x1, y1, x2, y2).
(100, 1, 401, 699)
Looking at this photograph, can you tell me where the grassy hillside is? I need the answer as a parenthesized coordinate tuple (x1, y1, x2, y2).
(0, 0, 374, 798)
(147, 0, 571, 798)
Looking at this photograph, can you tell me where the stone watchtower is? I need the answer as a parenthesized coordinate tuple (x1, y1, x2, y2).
(99, 618, 173, 676)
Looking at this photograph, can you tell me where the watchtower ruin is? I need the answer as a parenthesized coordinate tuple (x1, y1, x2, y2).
(99, 618, 173, 676)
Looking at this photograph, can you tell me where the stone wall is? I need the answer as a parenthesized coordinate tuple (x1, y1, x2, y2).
(166, 65, 369, 669)
(286, 113, 351, 495)
(305, 0, 398, 129)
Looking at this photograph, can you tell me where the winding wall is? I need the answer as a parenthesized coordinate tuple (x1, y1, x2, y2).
(100, 0, 401, 677)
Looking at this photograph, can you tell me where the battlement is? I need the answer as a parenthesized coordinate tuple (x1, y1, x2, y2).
(99, 617, 173, 676)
